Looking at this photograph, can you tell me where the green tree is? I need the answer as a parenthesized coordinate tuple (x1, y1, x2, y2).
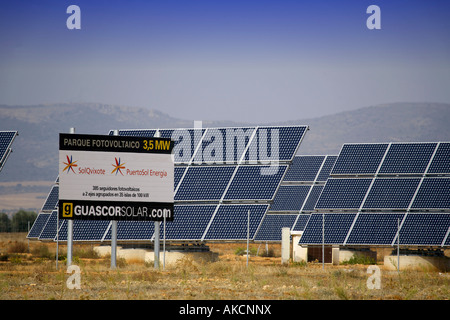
(11, 210, 37, 232)
(0, 213, 11, 232)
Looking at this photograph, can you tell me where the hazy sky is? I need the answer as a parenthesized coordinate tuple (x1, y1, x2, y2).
(1, 0, 449, 123)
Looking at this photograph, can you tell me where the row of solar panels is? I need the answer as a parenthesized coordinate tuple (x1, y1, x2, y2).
(29, 204, 271, 242)
(316, 177, 449, 211)
(28, 134, 450, 247)
(0, 131, 18, 172)
(298, 212, 450, 247)
(111, 126, 308, 165)
(298, 141, 450, 247)
(28, 126, 310, 243)
(331, 142, 449, 176)
(29, 154, 336, 242)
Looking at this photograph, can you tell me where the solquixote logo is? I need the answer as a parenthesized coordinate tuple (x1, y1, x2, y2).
(63, 155, 78, 174)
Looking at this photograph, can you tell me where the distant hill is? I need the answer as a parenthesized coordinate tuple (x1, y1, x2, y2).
(1, 102, 449, 183)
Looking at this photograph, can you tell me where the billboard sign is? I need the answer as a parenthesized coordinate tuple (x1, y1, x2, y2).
(58, 133, 174, 221)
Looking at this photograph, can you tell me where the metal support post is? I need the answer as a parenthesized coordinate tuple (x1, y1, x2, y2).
(246, 210, 250, 267)
(67, 127, 75, 267)
(154, 221, 160, 269)
(111, 129, 119, 269)
(111, 220, 117, 269)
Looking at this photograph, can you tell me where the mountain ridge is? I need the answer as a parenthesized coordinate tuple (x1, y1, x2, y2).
(1, 102, 449, 182)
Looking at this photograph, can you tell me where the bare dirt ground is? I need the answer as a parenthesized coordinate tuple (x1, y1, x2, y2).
(0, 233, 448, 301)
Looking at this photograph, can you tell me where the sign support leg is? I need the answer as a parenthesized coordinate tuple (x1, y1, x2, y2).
(67, 127, 75, 267)
(111, 220, 117, 269)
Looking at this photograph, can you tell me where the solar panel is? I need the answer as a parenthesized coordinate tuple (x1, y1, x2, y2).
(160, 128, 205, 164)
(345, 213, 405, 245)
(254, 214, 298, 241)
(268, 185, 310, 212)
(59, 220, 110, 242)
(298, 213, 357, 245)
(378, 143, 437, 175)
(203, 204, 269, 240)
(362, 178, 421, 209)
(109, 129, 157, 137)
(41, 185, 59, 212)
(331, 144, 388, 175)
(315, 178, 372, 209)
(104, 221, 155, 241)
(302, 185, 324, 211)
(174, 166, 187, 190)
(427, 143, 450, 174)
(243, 126, 307, 163)
(398, 213, 450, 246)
(316, 155, 337, 182)
(292, 214, 311, 232)
(201, 127, 255, 164)
(38, 210, 63, 241)
(282, 156, 324, 182)
(0, 131, 18, 172)
(27, 213, 51, 239)
(156, 205, 217, 241)
(223, 165, 287, 201)
(175, 165, 236, 202)
(411, 178, 450, 209)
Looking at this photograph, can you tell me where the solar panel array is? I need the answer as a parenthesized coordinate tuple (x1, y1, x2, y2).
(28, 125, 309, 243)
(299, 142, 450, 248)
(0, 131, 18, 172)
(254, 155, 337, 242)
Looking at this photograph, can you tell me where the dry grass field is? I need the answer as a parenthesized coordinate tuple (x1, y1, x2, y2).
(0, 233, 448, 301)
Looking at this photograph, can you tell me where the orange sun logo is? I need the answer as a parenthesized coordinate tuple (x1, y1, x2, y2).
(111, 157, 125, 175)
(63, 155, 78, 174)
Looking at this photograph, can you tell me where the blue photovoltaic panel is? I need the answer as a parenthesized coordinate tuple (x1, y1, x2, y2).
(315, 178, 372, 209)
(38, 211, 63, 241)
(269, 185, 310, 212)
(27, 213, 51, 239)
(427, 143, 450, 174)
(346, 213, 405, 245)
(160, 128, 205, 164)
(411, 178, 450, 209)
(0, 131, 17, 162)
(363, 178, 421, 209)
(379, 143, 437, 174)
(282, 156, 324, 182)
(109, 129, 156, 137)
(254, 214, 298, 241)
(59, 220, 110, 241)
(204, 204, 269, 240)
(302, 185, 324, 211)
(157, 205, 216, 241)
(201, 127, 255, 164)
(41, 185, 59, 212)
(399, 213, 450, 246)
(175, 165, 236, 201)
(298, 213, 357, 245)
(292, 214, 311, 232)
(244, 126, 307, 162)
(316, 156, 337, 182)
(174, 166, 187, 190)
(224, 165, 287, 201)
(331, 144, 388, 175)
(104, 221, 155, 241)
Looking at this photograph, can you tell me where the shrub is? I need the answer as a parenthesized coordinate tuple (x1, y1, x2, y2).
(7, 241, 28, 254)
(341, 253, 376, 265)
(32, 244, 52, 259)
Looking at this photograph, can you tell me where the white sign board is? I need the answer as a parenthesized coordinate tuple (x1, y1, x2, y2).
(58, 133, 174, 221)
